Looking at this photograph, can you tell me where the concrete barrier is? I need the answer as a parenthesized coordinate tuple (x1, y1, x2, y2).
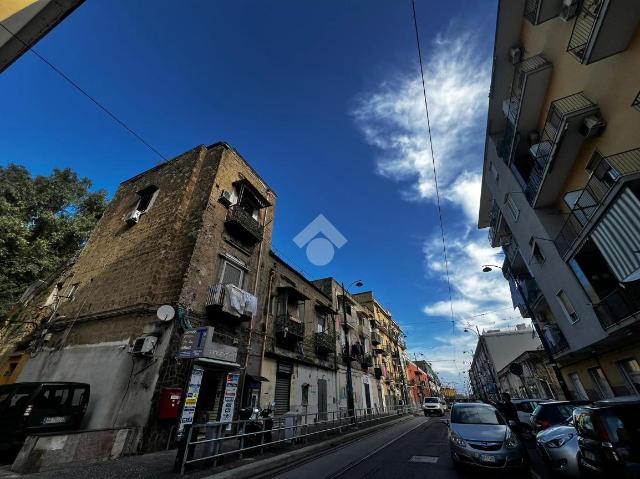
(11, 427, 141, 474)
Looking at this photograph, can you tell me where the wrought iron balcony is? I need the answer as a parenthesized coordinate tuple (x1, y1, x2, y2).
(314, 331, 335, 353)
(524, 0, 562, 25)
(555, 148, 640, 258)
(371, 332, 382, 346)
(206, 283, 257, 321)
(225, 204, 264, 244)
(567, 0, 640, 65)
(524, 92, 600, 206)
(542, 324, 570, 356)
(595, 286, 640, 330)
(275, 314, 304, 341)
(361, 354, 374, 368)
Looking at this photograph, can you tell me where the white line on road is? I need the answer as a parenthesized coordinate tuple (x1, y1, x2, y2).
(326, 418, 432, 479)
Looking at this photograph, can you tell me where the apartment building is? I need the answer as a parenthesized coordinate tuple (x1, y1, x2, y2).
(353, 291, 409, 408)
(469, 326, 542, 401)
(414, 359, 442, 397)
(498, 349, 564, 399)
(258, 254, 339, 419)
(406, 361, 430, 406)
(478, 0, 640, 401)
(3, 143, 276, 451)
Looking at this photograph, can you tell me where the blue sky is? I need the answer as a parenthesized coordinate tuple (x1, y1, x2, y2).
(0, 0, 523, 390)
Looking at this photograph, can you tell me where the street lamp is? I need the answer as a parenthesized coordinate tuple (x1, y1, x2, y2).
(341, 279, 363, 416)
(481, 264, 572, 399)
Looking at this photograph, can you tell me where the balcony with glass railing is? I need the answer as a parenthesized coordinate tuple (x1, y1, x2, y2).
(555, 148, 640, 258)
(567, 0, 640, 65)
(524, 0, 562, 25)
(524, 92, 601, 207)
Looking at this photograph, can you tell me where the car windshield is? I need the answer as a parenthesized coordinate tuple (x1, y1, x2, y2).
(424, 398, 439, 403)
(451, 405, 505, 425)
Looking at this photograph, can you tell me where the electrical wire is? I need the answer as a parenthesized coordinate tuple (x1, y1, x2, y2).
(0, 23, 167, 162)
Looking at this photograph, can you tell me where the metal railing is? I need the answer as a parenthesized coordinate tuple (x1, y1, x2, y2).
(567, 0, 603, 63)
(544, 324, 570, 355)
(177, 405, 419, 474)
(225, 204, 264, 243)
(594, 287, 640, 330)
(554, 148, 640, 258)
(525, 92, 597, 203)
(633, 91, 640, 112)
(488, 200, 502, 245)
(525, 0, 541, 24)
(275, 314, 304, 340)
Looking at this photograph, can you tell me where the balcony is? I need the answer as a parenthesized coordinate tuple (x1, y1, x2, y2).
(555, 148, 640, 258)
(275, 314, 304, 341)
(542, 324, 570, 356)
(523, 92, 601, 207)
(206, 283, 257, 321)
(595, 286, 640, 330)
(225, 204, 264, 245)
(371, 332, 382, 346)
(361, 354, 374, 369)
(567, 0, 640, 65)
(374, 367, 386, 380)
(315, 331, 335, 354)
(499, 54, 552, 165)
(524, 0, 562, 25)
(398, 337, 406, 350)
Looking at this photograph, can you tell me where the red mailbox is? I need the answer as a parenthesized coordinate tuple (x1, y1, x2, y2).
(158, 387, 183, 419)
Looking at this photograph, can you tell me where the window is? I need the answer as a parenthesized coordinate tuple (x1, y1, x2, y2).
(504, 194, 520, 221)
(135, 185, 159, 213)
(529, 238, 546, 264)
(301, 384, 309, 406)
(316, 311, 328, 333)
(617, 359, 640, 395)
(556, 290, 579, 324)
(569, 372, 588, 400)
(220, 260, 244, 288)
(588, 367, 614, 399)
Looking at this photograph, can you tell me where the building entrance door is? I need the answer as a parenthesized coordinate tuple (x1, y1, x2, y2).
(364, 383, 372, 411)
(317, 378, 327, 421)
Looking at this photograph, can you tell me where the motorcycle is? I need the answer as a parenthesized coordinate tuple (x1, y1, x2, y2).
(238, 406, 274, 449)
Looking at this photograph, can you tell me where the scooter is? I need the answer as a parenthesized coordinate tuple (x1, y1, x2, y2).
(238, 406, 274, 449)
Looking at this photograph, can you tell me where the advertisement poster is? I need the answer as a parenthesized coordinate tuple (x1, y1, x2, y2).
(220, 372, 240, 430)
(176, 365, 204, 439)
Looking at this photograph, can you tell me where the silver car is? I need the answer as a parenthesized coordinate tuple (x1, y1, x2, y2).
(449, 402, 526, 470)
(537, 422, 580, 478)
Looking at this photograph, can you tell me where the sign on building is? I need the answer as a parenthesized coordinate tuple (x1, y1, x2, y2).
(220, 372, 240, 429)
(176, 365, 204, 439)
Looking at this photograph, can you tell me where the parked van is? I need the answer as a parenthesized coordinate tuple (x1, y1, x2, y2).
(0, 382, 90, 454)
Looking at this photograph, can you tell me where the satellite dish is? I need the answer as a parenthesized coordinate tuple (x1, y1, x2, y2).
(157, 305, 175, 322)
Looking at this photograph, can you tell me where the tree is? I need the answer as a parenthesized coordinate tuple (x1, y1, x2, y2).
(0, 164, 107, 320)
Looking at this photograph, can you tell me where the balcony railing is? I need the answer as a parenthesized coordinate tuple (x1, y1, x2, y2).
(371, 332, 382, 346)
(525, 0, 561, 25)
(275, 314, 304, 340)
(595, 286, 640, 330)
(567, 0, 640, 65)
(206, 283, 257, 320)
(225, 204, 264, 244)
(633, 91, 640, 112)
(362, 354, 374, 368)
(555, 148, 640, 258)
(315, 331, 335, 353)
(525, 92, 598, 204)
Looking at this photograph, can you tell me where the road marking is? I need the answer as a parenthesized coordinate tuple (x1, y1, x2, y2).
(327, 418, 430, 478)
(409, 455, 439, 464)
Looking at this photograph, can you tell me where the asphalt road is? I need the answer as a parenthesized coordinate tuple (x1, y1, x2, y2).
(274, 414, 532, 479)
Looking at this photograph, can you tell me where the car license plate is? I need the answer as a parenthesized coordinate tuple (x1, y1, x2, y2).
(42, 416, 67, 424)
(480, 454, 497, 463)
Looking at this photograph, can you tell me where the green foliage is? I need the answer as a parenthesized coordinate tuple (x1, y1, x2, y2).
(0, 164, 107, 319)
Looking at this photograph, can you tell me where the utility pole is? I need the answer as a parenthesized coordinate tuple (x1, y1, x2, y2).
(341, 281, 355, 416)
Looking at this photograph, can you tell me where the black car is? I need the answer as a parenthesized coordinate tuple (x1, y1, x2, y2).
(530, 400, 591, 432)
(573, 396, 640, 478)
(0, 382, 90, 454)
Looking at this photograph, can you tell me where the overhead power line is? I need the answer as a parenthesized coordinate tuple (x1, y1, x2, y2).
(410, 1, 455, 332)
(0, 23, 167, 162)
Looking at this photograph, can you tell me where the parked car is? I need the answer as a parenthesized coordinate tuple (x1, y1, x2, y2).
(537, 421, 580, 477)
(423, 397, 445, 416)
(0, 382, 90, 454)
(449, 402, 526, 470)
(531, 400, 590, 433)
(573, 396, 640, 477)
(511, 398, 548, 433)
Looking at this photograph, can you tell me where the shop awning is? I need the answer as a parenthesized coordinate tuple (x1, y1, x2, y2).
(195, 357, 241, 369)
(246, 374, 270, 382)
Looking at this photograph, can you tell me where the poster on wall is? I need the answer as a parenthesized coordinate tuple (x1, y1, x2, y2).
(176, 365, 204, 439)
(220, 372, 240, 430)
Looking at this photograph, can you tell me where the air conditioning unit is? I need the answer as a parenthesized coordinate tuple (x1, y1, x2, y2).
(509, 46, 522, 65)
(131, 336, 158, 357)
(125, 209, 142, 226)
(219, 190, 233, 206)
(560, 0, 579, 21)
(579, 115, 606, 138)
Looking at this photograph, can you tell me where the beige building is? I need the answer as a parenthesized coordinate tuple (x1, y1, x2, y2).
(479, 0, 640, 401)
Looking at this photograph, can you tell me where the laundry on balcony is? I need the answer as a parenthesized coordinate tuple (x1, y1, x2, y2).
(212, 283, 258, 317)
